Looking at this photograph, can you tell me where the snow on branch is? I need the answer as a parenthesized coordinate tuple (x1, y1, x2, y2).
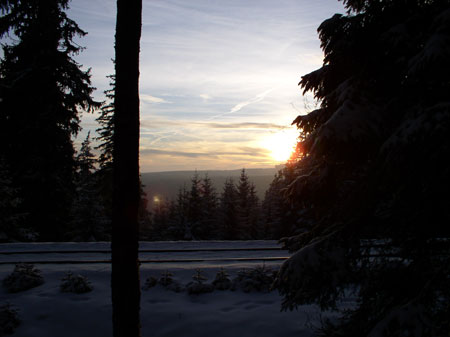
(275, 236, 349, 311)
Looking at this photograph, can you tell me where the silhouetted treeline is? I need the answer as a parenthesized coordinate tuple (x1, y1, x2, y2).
(141, 168, 294, 241)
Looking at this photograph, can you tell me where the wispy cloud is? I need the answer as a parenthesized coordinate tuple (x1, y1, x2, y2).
(141, 147, 269, 159)
(201, 122, 287, 129)
(199, 93, 212, 102)
(208, 88, 274, 120)
(230, 88, 274, 113)
(141, 149, 205, 158)
(141, 118, 288, 130)
(72, 0, 346, 171)
(141, 94, 171, 104)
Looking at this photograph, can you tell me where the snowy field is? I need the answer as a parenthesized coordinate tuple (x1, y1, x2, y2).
(0, 241, 336, 337)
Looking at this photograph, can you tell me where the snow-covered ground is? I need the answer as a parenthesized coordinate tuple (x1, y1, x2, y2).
(0, 241, 330, 337)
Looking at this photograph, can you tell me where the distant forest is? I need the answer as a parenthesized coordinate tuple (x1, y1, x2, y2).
(142, 168, 293, 241)
(140, 167, 280, 210)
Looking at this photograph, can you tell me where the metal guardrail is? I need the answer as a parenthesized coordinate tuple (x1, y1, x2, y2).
(0, 247, 289, 265)
(0, 247, 283, 255)
(0, 257, 289, 265)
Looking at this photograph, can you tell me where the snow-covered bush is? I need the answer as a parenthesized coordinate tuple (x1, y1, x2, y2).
(186, 269, 213, 295)
(158, 270, 174, 286)
(2, 264, 44, 293)
(142, 276, 158, 290)
(232, 265, 276, 293)
(212, 268, 232, 290)
(275, 238, 350, 310)
(158, 271, 183, 293)
(60, 272, 93, 293)
(0, 303, 20, 336)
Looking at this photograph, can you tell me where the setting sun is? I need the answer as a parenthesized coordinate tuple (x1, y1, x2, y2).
(261, 128, 298, 163)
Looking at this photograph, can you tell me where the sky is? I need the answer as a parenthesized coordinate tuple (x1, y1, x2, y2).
(67, 0, 345, 172)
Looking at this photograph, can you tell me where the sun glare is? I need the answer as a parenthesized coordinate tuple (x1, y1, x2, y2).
(261, 128, 298, 163)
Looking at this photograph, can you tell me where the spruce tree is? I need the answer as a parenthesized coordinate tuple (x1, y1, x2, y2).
(261, 167, 297, 239)
(247, 182, 260, 239)
(0, 0, 99, 240)
(137, 180, 151, 240)
(150, 198, 169, 240)
(166, 186, 190, 240)
(236, 169, 253, 239)
(199, 174, 218, 239)
(69, 132, 107, 241)
(275, 0, 450, 335)
(76, 132, 96, 179)
(219, 178, 239, 239)
(0, 157, 27, 241)
(96, 74, 115, 170)
(188, 171, 202, 239)
(92, 73, 115, 221)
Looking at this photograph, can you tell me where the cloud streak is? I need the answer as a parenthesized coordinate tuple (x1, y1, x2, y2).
(141, 94, 171, 104)
(140, 147, 269, 159)
(230, 88, 274, 113)
(202, 122, 287, 129)
(208, 88, 274, 120)
(141, 119, 288, 130)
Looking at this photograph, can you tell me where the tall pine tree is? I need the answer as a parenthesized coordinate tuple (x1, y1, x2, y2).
(199, 174, 218, 239)
(93, 73, 116, 223)
(0, 0, 99, 240)
(0, 156, 27, 241)
(188, 171, 202, 239)
(68, 132, 108, 241)
(275, 0, 450, 335)
(96, 73, 115, 170)
(219, 178, 239, 239)
(247, 182, 260, 239)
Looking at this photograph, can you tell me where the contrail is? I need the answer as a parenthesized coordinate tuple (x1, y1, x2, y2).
(208, 88, 274, 120)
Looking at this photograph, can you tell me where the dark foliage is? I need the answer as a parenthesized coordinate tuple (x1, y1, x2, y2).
(232, 265, 276, 293)
(187, 269, 214, 294)
(0, 157, 29, 241)
(60, 271, 93, 293)
(142, 276, 157, 290)
(0, 303, 20, 336)
(96, 73, 115, 170)
(68, 133, 110, 241)
(0, 0, 99, 240)
(274, 0, 450, 336)
(219, 177, 239, 239)
(147, 169, 283, 240)
(261, 165, 298, 239)
(2, 263, 44, 293)
(212, 268, 232, 290)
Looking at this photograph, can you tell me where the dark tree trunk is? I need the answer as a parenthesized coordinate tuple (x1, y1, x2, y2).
(111, 0, 142, 336)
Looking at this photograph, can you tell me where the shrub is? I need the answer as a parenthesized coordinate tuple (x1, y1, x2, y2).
(0, 303, 20, 336)
(60, 272, 93, 293)
(2, 264, 44, 293)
